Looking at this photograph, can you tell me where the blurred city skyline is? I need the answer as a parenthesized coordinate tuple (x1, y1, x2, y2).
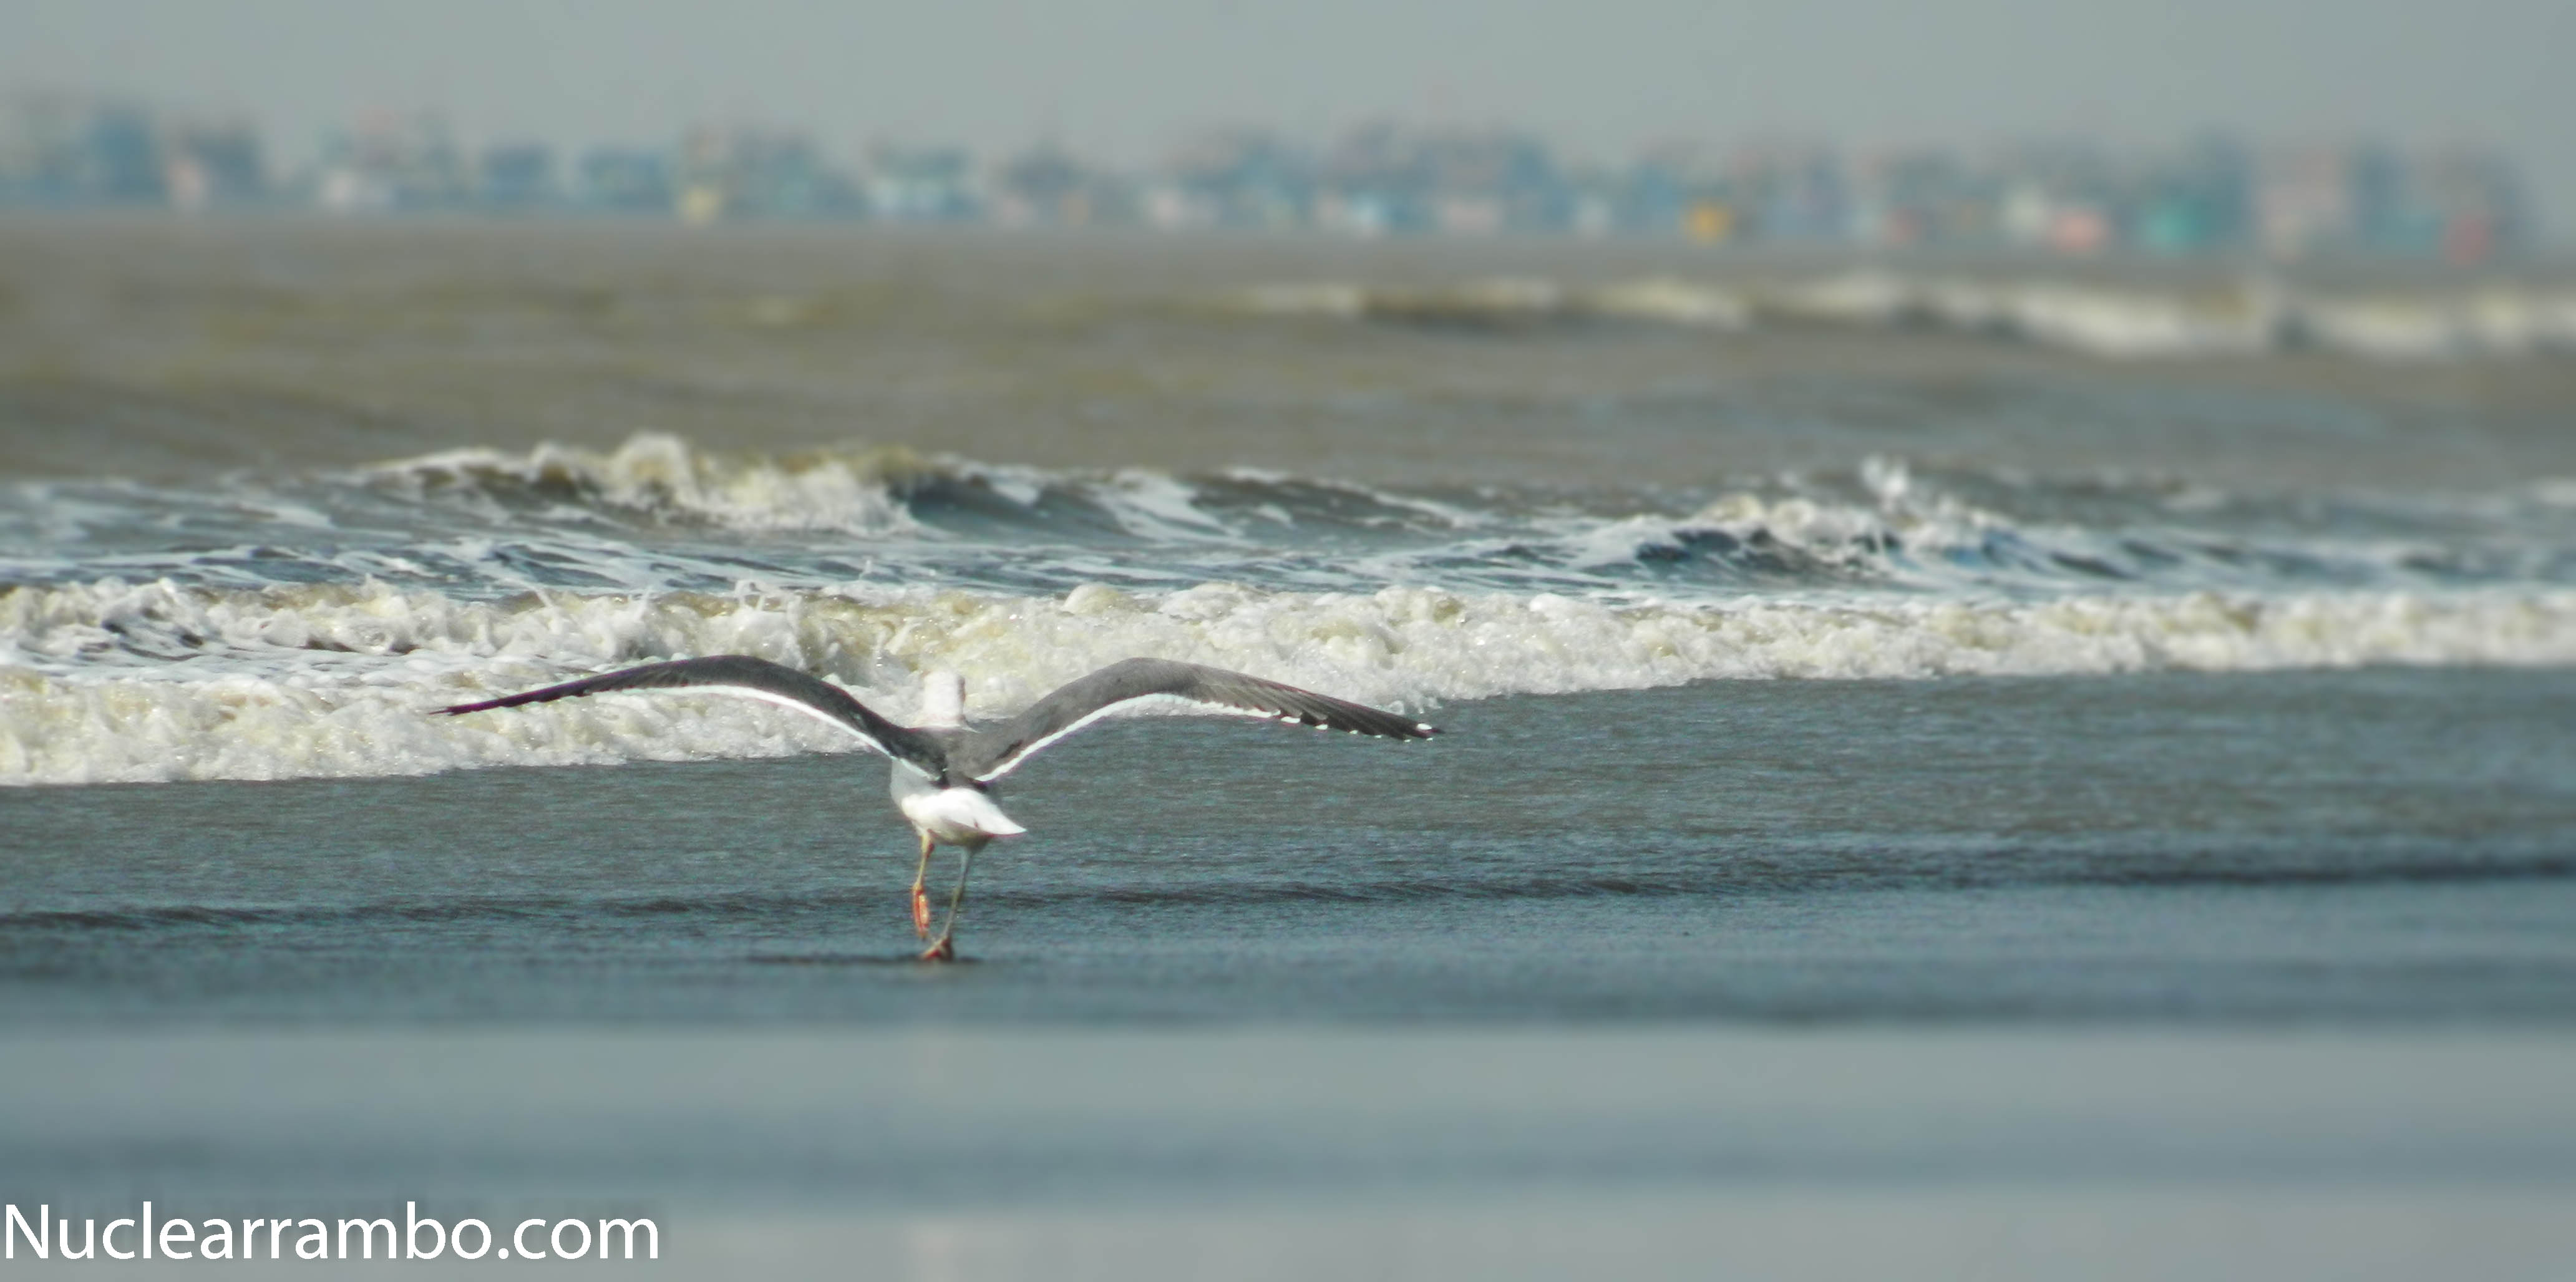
(7, 0, 2570, 242)
(0, 96, 2539, 265)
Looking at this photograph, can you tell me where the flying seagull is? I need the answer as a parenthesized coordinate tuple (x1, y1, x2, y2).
(435, 656, 1437, 959)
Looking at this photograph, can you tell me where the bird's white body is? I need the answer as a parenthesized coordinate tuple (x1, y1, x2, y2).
(891, 764, 1026, 843)
(889, 670, 1024, 845)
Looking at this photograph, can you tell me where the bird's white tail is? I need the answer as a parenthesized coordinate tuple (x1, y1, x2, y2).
(901, 783, 1026, 840)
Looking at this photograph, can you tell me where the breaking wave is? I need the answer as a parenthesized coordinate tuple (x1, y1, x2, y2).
(11, 436, 2574, 603)
(8, 432, 2576, 785)
(1235, 271, 2576, 360)
(6, 576, 2574, 785)
(354, 434, 938, 535)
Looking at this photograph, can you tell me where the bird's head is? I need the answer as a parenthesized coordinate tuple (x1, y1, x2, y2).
(918, 669, 968, 729)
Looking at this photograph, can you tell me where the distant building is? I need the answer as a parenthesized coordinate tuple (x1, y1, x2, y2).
(674, 124, 862, 222)
(0, 95, 271, 208)
(992, 143, 1083, 226)
(0, 89, 2542, 257)
(317, 110, 469, 212)
(865, 144, 978, 223)
(1620, 143, 1719, 238)
(1152, 128, 1311, 230)
(1316, 122, 1431, 235)
(162, 116, 267, 209)
(1557, 162, 1622, 237)
(2247, 143, 2527, 261)
(576, 147, 673, 213)
(2254, 146, 2359, 257)
(1422, 128, 1572, 233)
(1985, 142, 2121, 253)
(1724, 143, 1851, 241)
(1846, 148, 2000, 248)
(0, 94, 86, 202)
(2130, 136, 2253, 255)
(1304, 122, 1576, 236)
(2350, 147, 2530, 264)
(991, 143, 1134, 228)
(80, 104, 168, 203)
(477, 142, 556, 211)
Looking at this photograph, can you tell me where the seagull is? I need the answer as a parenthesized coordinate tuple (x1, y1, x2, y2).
(435, 656, 1437, 959)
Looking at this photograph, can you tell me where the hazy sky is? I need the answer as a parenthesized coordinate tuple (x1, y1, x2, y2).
(12, 0, 2574, 231)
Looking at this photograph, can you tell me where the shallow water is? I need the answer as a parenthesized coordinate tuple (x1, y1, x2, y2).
(7, 671, 2571, 1023)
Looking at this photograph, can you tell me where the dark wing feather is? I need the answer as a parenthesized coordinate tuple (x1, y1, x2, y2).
(436, 655, 947, 775)
(957, 657, 1437, 781)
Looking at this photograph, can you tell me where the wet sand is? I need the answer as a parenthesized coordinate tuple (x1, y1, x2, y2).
(7, 1025, 2574, 1280)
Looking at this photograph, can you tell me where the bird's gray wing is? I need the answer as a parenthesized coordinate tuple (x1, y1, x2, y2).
(956, 657, 1437, 782)
(435, 655, 948, 776)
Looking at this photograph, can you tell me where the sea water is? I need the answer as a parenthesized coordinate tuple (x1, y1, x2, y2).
(2, 221, 2574, 1278)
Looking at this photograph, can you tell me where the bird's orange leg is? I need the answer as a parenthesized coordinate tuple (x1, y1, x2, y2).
(919, 842, 976, 963)
(909, 830, 935, 940)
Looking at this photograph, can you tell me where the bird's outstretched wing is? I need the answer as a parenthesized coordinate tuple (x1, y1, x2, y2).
(956, 657, 1437, 782)
(435, 655, 948, 776)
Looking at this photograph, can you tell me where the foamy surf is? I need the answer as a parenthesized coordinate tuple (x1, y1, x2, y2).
(6, 576, 2574, 785)
(1235, 271, 2576, 360)
(9, 431, 2576, 784)
(352, 433, 936, 535)
(13, 435, 2575, 605)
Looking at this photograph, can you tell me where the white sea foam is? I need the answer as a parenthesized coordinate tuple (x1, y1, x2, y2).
(358, 432, 931, 533)
(1236, 271, 2576, 361)
(12, 439, 2575, 616)
(1238, 276, 1748, 330)
(6, 577, 2574, 785)
(339, 434, 1489, 557)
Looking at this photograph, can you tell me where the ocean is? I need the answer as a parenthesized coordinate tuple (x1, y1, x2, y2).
(3, 218, 2574, 1278)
